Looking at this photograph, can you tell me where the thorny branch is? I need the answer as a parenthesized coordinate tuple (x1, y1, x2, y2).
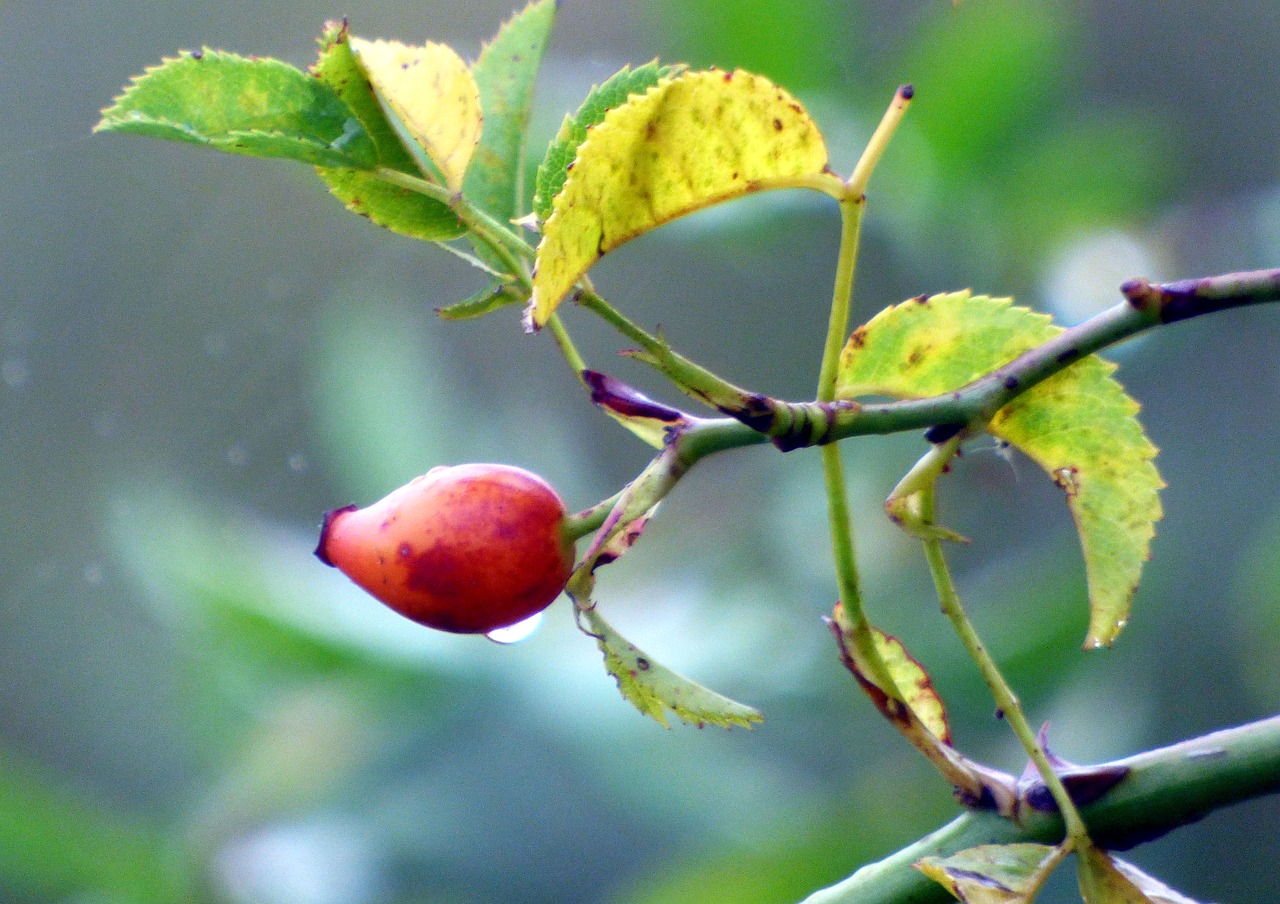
(801, 715, 1280, 904)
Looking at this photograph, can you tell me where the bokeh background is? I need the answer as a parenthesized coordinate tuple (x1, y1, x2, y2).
(3, 0, 1280, 901)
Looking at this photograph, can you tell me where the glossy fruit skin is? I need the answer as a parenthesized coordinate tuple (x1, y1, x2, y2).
(316, 464, 575, 634)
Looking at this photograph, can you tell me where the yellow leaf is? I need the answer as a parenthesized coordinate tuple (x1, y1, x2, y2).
(529, 68, 831, 327)
(350, 37, 482, 190)
(1077, 845, 1202, 903)
(916, 843, 1062, 903)
(872, 627, 951, 744)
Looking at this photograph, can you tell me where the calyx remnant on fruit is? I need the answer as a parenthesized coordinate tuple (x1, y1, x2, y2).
(316, 463, 576, 634)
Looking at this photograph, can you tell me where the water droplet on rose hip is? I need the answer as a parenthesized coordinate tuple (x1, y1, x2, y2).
(486, 611, 543, 645)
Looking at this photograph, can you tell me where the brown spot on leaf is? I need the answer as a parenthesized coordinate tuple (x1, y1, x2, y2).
(1053, 466, 1081, 496)
(946, 868, 1008, 889)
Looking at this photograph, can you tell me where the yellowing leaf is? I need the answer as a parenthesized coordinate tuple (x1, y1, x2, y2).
(533, 61, 682, 223)
(351, 37, 482, 190)
(529, 68, 831, 327)
(1078, 845, 1203, 904)
(871, 626, 951, 744)
(583, 608, 762, 730)
(311, 22, 465, 241)
(916, 843, 1062, 903)
(837, 292, 1164, 648)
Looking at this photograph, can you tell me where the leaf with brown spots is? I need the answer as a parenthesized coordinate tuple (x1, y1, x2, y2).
(350, 37, 482, 190)
(532, 60, 681, 224)
(528, 68, 833, 327)
(582, 607, 762, 730)
(837, 291, 1164, 648)
(311, 21, 465, 241)
(868, 625, 951, 744)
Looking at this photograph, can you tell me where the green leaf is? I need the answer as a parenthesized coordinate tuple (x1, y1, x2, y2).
(96, 49, 377, 169)
(915, 843, 1062, 903)
(529, 68, 831, 327)
(1078, 844, 1203, 903)
(435, 283, 522, 320)
(312, 21, 465, 241)
(465, 0, 559, 224)
(584, 608, 762, 730)
(350, 36, 482, 191)
(532, 60, 680, 223)
(0, 748, 187, 902)
(837, 292, 1164, 648)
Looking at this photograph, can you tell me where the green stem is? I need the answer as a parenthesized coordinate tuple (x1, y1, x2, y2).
(802, 714, 1280, 904)
(577, 288, 763, 413)
(845, 85, 914, 198)
(916, 478, 1091, 843)
(544, 313, 588, 378)
(816, 196, 866, 401)
(814, 87, 910, 692)
(564, 489, 625, 541)
(655, 266, 1280, 462)
(818, 198, 887, 685)
(372, 165, 534, 278)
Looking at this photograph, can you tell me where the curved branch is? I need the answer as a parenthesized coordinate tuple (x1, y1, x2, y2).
(677, 267, 1280, 458)
(801, 715, 1280, 904)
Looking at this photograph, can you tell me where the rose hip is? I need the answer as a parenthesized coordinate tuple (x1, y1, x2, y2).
(316, 463, 576, 634)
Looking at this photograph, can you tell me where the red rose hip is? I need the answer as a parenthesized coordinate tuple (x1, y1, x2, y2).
(316, 464, 576, 634)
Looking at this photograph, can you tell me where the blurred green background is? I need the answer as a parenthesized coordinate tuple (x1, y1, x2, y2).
(3, 0, 1280, 902)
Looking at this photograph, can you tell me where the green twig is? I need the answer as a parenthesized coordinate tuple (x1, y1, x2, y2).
(916, 477, 1091, 843)
(371, 165, 534, 280)
(818, 198, 883, 684)
(815, 88, 913, 695)
(564, 489, 626, 541)
(544, 313, 588, 378)
(576, 288, 766, 414)
(657, 266, 1280, 461)
(845, 84, 914, 199)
